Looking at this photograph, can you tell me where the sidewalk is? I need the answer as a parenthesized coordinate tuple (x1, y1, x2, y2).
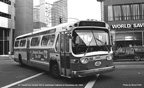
(0, 55, 12, 60)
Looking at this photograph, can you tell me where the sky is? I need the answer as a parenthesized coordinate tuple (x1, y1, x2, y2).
(33, 0, 101, 21)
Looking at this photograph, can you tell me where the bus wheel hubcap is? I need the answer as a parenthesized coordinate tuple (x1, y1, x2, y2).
(52, 64, 59, 76)
(134, 56, 140, 61)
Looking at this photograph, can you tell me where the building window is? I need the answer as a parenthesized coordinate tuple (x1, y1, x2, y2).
(108, 3, 144, 21)
(140, 4, 144, 19)
(131, 4, 140, 20)
(122, 5, 131, 20)
(0, 0, 11, 5)
(108, 6, 113, 21)
(113, 5, 122, 21)
(0, 12, 11, 19)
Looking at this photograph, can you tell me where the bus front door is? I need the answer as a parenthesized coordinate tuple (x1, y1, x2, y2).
(60, 32, 71, 77)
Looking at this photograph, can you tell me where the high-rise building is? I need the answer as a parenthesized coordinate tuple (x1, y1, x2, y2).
(33, 0, 52, 29)
(33, 0, 68, 28)
(33, 6, 46, 29)
(15, 0, 33, 37)
(0, 0, 15, 55)
(33, 7, 40, 22)
(104, 0, 144, 50)
(51, 0, 68, 26)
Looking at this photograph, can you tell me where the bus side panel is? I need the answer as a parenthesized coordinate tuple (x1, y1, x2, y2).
(14, 48, 27, 64)
(14, 48, 19, 62)
(19, 48, 28, 64)
(29, 49, 50, 71)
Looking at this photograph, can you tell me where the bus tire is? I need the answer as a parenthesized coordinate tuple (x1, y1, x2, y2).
(18, 55, 24, 67)
(51, 63, 60, 78)
(134, 55, 141, 61)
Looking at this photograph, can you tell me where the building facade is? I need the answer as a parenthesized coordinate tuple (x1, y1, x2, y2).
(33, 0, 52, 29)
(15, 0, 33, 37)
(104, 0, 144, 50)
(0, 0, 15, 55)
(51, 0, 68, 26)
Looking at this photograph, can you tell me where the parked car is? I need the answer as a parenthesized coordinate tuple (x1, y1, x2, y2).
(113, 46, 144, 61)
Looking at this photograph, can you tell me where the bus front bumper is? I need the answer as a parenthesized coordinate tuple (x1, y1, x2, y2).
(72, 66, 115, 77)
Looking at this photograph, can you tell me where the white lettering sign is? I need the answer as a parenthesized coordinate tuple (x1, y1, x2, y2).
(133, 23, 144, 28)
(111, 23, 144, 29)
(112, 24, 131, 29)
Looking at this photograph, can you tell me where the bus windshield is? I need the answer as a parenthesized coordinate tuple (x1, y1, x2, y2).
(72, 28, 110, 54)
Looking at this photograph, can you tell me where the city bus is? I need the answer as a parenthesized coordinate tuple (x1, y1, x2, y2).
(13, 20, 115, 78)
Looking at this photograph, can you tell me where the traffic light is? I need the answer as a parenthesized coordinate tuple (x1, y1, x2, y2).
(59, 17, 62, 24)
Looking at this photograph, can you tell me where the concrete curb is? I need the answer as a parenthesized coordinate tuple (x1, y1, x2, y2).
(0, 55, 12, 60)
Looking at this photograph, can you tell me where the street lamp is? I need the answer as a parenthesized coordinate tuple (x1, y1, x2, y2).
(97, 0, 105, 21)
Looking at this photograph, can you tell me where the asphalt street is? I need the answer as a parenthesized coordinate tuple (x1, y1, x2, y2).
(0, 56, 144, 88)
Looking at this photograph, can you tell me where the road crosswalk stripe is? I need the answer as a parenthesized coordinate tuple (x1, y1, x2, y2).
(84, 74, 100, 88)
(1, 72, 45, 88)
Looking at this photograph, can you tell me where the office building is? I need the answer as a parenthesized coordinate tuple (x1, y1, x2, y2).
(15, 0, 33, 37)
(104, 0, 144, 50)
(33, 0, 52, 29)
(51, 0, 68, 26)
(0, 0, 15, 55)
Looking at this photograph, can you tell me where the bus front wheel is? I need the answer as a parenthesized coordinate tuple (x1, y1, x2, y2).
(134, 55, 141, 61)
(51, 63, 60, 78)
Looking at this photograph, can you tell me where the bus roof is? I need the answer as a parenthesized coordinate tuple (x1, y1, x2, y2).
(16, 20, 108, 39)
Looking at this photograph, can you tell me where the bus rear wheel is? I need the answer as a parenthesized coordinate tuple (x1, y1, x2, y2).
(18, 55, 24, 66)
(51, 63, 60, 78)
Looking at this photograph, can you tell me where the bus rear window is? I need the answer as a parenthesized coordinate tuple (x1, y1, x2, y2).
(14, 40, 19, 47)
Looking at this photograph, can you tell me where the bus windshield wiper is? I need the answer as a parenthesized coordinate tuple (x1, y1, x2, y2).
(91, 30, 110, 53)
(83, 35, 93, 56)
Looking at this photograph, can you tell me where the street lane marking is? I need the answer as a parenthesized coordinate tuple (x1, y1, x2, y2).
(1, 72, 45, 88)
(84, 74, 100, 88)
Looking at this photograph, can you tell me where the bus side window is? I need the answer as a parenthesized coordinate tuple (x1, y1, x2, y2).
(47, 34, 55, 46)
(41, 35, 49, 46)
(14, 40, 19, 47)
(31, 37, 40, 46)
(20, 39, 26, 47)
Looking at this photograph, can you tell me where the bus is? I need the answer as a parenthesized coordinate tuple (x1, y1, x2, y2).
(13, 20, 115, 78)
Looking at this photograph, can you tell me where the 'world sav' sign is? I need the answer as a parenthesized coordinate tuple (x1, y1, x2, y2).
(111, 23, 144, 29)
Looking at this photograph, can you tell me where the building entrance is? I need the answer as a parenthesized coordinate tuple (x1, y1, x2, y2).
(113, 31, 142, 51)
(0, 28, 9, 55)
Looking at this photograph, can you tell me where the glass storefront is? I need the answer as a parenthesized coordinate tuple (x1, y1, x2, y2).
(111, 29, 143, 51)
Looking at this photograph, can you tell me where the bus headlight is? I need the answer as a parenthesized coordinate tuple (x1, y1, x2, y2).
(106, 55, 112, 60)
(80, 57, 89, 64)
